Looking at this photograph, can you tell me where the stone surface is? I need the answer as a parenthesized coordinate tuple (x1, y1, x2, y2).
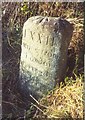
(19, 16, 73, 98)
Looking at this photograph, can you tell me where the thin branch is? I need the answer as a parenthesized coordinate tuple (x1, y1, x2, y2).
(30, 94, 48, 109)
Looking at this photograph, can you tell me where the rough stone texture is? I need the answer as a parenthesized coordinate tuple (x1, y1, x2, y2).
(19, 16, 73, 98)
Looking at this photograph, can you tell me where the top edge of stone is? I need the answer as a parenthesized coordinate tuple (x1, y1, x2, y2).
(24, 16, 61, 25)
(23, 16, 74, 32)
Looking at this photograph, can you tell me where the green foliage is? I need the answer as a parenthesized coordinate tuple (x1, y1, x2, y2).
(21, 3, 29, 15)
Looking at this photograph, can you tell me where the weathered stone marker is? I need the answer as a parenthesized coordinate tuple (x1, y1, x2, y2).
(19, 16, 73, 99)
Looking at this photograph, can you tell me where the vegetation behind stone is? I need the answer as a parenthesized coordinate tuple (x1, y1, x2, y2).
(2, 2, 84, 119)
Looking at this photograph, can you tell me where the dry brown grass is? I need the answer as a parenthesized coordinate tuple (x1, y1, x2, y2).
(2, 3, 84, 119)
(32, 75, 83, 119)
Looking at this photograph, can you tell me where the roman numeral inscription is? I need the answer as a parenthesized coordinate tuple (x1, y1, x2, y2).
(19, 16, 73, 98)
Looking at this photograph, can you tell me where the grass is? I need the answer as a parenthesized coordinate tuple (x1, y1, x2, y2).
(2, 3, 84, 120)
(26, 74, 83, 119)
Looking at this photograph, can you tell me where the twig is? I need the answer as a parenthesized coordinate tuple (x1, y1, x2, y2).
(2, 101, 18, 111)
(31, 102, 46, 115)
(30, 94, 39, 105)
(30, 94, 48, 109)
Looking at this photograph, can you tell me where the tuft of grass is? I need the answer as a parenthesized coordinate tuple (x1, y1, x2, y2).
(32, 74, 83, 119)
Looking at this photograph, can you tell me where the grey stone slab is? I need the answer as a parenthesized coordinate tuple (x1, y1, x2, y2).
(19, 16, 73, 99)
